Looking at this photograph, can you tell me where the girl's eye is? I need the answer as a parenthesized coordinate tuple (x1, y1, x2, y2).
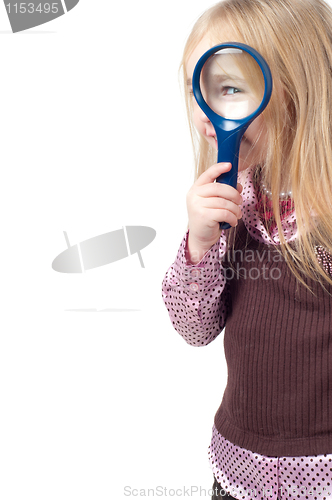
(221, 86, 241, 95)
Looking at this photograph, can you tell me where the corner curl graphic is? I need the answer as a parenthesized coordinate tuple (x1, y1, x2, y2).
(52, 226, 156, 273)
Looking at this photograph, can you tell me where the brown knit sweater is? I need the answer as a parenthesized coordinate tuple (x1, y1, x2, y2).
(214, 220, 332, 456)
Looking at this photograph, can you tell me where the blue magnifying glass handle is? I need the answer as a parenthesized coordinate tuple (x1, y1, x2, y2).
(215, 129, 246, 229)
(216, 131, 243, 188)
(192, 42, 273, 230)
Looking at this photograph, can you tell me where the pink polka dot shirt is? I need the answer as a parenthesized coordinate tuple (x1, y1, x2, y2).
(162, 167, 332, 500)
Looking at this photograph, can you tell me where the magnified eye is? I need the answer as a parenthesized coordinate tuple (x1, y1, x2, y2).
(198, 47, 268, 120)
(221, 86, 241, 95)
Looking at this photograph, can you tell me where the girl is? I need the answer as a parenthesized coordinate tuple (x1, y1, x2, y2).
(162, 1, 332, 499)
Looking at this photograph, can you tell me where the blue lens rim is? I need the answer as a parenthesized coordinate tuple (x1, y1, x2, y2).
(192, 42, 273, 131)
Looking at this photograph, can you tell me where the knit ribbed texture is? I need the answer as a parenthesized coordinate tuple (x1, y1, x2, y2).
(214, 221, 332, 456)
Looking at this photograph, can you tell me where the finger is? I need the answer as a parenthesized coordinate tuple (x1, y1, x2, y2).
(237, 182, 243, 194)
(203, 207, 240, 228)
(195, 182, 243, 205)
(195, 162, 232, 187)
(201, 197, 242, 219)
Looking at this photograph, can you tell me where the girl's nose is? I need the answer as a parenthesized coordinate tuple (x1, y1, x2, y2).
(199, 109, 216, 135)
(199, 109, 210, 122)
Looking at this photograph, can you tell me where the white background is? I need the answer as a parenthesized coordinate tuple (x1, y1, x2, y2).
(6, 1, 332, 499)
(0, 1, 229, 499)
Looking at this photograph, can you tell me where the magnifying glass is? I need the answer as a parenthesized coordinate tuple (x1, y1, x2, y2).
(192, 42, 273, 229)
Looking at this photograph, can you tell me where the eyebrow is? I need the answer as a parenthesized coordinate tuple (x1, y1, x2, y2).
(187, 75, 247, 86)
(211, 74, 247, 84)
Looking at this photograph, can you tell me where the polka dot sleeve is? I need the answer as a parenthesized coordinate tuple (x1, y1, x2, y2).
(315, 245, 332, 277)
(161, 230, 229, 346)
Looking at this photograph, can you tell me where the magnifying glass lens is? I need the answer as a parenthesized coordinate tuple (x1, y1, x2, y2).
(200, 48, 265, 119)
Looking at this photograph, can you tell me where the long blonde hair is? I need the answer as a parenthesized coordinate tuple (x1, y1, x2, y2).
(181, 0, 332, 289)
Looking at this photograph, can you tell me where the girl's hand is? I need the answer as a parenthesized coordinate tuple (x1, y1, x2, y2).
(186, 162, 243, 263)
